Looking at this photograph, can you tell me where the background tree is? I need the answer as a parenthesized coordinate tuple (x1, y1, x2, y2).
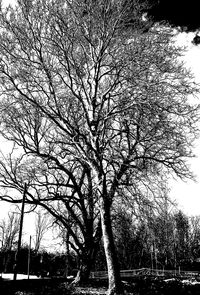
(113, 208, 136, 270)
(0, 211, 20, 251)
(33, 210, 50, 253)
(0, 211, 20, 272)
(174, 210, 190, 269)
(189, 215, 200, 266)
(0, 0, 199, 294)
(144, 199, 177, 270)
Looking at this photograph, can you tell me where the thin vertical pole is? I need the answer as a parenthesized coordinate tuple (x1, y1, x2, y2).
(13, 183, 27, 281)
(27, 235, 31, 279)
(151, 251, 153, 273)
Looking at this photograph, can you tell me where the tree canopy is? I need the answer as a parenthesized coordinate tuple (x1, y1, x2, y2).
(0, 0, 199, 294)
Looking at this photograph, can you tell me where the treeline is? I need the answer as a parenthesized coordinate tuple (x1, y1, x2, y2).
(1, 208, 200, 276)
(0, 247, 77, 277)
(96, 209, 200, 272)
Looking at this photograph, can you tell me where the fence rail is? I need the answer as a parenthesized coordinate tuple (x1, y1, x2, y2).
(90, 268, 200, 279)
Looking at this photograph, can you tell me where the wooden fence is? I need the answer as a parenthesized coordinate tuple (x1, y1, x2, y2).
(90, 268, 200, 279)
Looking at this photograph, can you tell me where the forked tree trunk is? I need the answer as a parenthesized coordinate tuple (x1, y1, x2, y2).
(100, 199, 124, 295)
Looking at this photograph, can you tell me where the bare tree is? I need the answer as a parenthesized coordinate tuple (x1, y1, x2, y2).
(0, 0, 199, 293)
(189, 216, 200, 262)
(0, 211, 20, 272)
(0, 211, 20, 251)
(33, 210, 50, 253)
(0, 153, 102, 282)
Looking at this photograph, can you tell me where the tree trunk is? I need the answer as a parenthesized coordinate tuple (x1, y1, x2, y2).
(100, 199, 124, 295)
(64, 231, 70, 278)
(72, 220, 102, 285)
(73, 260, 91, 284)
(72, 248, 95, 285)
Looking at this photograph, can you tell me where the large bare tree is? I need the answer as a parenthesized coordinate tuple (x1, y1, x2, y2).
(0, 151, 102, 283)
(0, 0, 199, 293)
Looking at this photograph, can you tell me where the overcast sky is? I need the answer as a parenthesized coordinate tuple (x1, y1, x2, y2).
(168, 31, 200, 216)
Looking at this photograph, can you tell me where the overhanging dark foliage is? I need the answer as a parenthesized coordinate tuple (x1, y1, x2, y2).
(146, 0, 200, 31)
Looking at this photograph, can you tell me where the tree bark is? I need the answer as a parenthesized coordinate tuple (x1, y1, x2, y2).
(72, 247, 96, 285)
(72, 220, 102, 285)
(73, 260, 91, 284)
(100, 198, 124, 295)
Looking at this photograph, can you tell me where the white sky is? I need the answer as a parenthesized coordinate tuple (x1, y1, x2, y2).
(169, 31, 200, 216)
(1, 1, 200, 247)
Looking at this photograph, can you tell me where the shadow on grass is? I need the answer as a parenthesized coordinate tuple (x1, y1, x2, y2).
(1, 276, 200, 295)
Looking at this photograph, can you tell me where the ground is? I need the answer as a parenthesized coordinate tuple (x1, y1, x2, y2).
(1, 276, 200, 294)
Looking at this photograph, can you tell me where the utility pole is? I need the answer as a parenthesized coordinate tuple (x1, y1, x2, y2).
(27, 235, 31, 279)
(13, 183, 27, 281)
